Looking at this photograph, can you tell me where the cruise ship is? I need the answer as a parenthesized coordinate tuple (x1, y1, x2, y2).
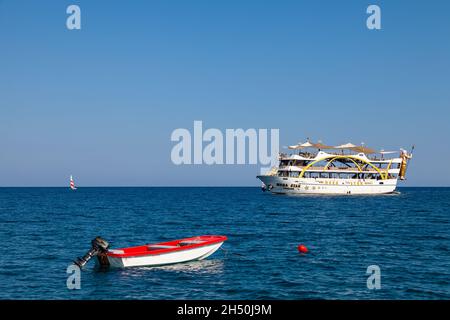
(257, 140, 413, 195)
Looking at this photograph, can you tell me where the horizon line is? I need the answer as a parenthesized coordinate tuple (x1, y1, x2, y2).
(0, 185, 449, 188)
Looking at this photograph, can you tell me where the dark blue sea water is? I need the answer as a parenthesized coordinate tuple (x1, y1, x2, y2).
(0, 187, 449, 299)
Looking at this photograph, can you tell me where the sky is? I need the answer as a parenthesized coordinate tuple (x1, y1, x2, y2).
(0, 0, 449, 186)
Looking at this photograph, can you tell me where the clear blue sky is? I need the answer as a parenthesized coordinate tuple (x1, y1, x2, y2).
(1, 0, 449, 186)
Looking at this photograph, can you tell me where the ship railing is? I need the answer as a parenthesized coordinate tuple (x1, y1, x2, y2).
(278, 166, 391, 173)
(267, 167, 278, 176)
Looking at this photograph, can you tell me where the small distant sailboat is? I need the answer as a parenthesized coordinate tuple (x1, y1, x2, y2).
(70, 175, 77, 190)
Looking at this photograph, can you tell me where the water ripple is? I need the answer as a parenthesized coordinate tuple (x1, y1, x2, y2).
(0, 187, 449, 299)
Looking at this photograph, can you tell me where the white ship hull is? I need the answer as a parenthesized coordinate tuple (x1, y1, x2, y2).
(258, 175, 398, 195)
(106, 242, 225, 268)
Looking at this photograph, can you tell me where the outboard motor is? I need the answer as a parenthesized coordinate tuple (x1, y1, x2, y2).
(74, 236, 110, 268)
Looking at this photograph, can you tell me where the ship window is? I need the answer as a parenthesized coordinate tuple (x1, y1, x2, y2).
(278, 171, 290, 177)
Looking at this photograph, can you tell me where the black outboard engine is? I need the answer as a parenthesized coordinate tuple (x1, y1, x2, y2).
(74, 236, 110, 268)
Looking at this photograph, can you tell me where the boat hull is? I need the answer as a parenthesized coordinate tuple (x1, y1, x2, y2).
(104, 236, 226, 268)
(107, 242, 224, 268)
(258, 175, 398, 195)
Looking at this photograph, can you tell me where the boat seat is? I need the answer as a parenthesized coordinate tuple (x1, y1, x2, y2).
(147, 244, 179, 249)
(179, 240, 205, 245)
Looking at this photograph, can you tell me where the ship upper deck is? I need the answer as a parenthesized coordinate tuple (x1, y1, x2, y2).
(262, 140, 413, 181)
(282, 140, 403, 163)
(277, 165, 401, 175)
(278, 151, 402, 164)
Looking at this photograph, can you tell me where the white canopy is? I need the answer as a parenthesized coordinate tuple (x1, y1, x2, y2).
(334, 142, 377, 154)
(334, 142, 357, 149)
(288, 141, 314, 149)
(289, 141, 376, 153)
(299, 141, 314, 147)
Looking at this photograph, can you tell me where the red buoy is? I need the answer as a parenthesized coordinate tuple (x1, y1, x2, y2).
(298, 244, 308, 253)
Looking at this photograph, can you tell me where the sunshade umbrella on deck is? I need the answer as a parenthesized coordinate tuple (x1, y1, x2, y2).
(351, 146, 376, 154)
(288, 140, 315, 149)
(312, 141, 334, 149)
(334, 142, 357, 149)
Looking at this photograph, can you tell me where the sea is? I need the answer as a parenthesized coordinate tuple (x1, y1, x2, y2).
(0, 187, 449, 299)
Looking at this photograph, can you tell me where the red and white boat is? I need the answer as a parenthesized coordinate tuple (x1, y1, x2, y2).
(81, 235, 227, 268)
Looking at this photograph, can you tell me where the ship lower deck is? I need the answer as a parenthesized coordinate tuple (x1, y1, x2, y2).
(257, 175, 398, 195)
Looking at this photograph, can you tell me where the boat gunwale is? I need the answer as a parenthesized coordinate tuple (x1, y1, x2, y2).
(106, 235, 227, 258)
